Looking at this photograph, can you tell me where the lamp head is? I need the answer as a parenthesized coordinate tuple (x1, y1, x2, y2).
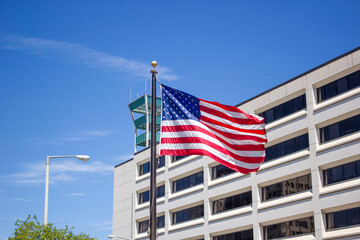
(75, 155, 90, 161)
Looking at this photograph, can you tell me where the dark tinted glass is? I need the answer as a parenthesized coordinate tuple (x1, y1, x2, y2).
(139, 185, 165, 204)
(324, 81, 337, 99)
(337, 77, 348, 94)
(172, 205, 204, 224)
(264, 217, 314, 239)
(324, 160, 360, 185)
(157, 155, 165, 168)
(139, 162, 150, 175)
(214, 229, 253, 240)
(212, 164, 235, 179)
(213, 191, 252, 214)
(320, 115, 360, 143)
(138, 215, 165, 233)
(348, 71, 360, 89)
(327, 207, 360, 230)
(265, 134, 309, 162)
(157, 185, 165, 198)
(259, 94, 306, 124)
(173, 171, 203, 193)
(317, 70, 360, 102)
(262, 174, 311, 201)
(172, 155, 189, 162)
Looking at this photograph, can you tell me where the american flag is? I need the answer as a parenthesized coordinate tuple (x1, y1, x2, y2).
(159, 84, 267, 174)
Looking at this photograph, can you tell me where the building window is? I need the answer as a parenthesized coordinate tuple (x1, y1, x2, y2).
(171, 155, 189, 162)
(213, 229, 253, 240)
(138, 215, 165, 233)
(320, 114, 360, 143)
(158, 155, 165, 168)
(317, 70, 360, 102)
(139, 162, 150, 176)
(172, 171, 203, 193)
(264, 217, 314, 240)
(157, 184, 165, 198)
(259, 94, 306, 124)
(172, 204, 204, 224)
(262, 174, 312, 201)
(212, 164, 235, 179)
(326, 207, 360, 230)
(138, 156, 166, 176)
(265, 134, 309, 162)
(138, 185, 165, 204)
(213, 191, 252, 214)
(323, 160, 360, 185)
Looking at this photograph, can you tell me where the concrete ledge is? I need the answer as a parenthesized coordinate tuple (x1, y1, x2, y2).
(258, 191, 313, 210)
(258, 150, 310, 172)
(168, 185, 204, 200)
(208, 206, 252, 222)
(265, 110, 307, 130)
(168, 218, 204, 232)
(320, 178, 360, 196)
(313, 87, 360, 112)
(322, 226, 360, 239)
(316, 133, 360, 153)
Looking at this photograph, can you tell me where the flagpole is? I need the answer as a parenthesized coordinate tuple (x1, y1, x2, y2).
(149, 61, 158, 240)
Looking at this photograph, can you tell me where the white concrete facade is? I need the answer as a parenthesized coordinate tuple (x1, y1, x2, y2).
(112, 47, 360, 240)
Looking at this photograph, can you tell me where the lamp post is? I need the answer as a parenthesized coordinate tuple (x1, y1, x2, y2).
(44, 155, 90, 225)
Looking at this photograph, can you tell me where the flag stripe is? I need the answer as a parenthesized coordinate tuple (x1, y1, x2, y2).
(200, 100, 249, 119)
(200, 109, 265, 130)
(161, 131, 265, 150)
(200, 99, 264, 123)
(200, 116, 266, 136)
(161, 119, 266, 142)
(161, 148, 261, 174)
(161, 137, 265, 159)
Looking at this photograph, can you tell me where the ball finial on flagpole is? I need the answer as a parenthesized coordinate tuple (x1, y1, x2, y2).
(151, 61, 158, 68)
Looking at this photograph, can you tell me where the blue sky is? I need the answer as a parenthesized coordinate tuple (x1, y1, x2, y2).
(0, 1, 359, 239)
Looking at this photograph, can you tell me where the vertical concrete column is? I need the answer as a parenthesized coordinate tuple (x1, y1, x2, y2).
(305, 75, 324, 239)
(251, 171, 262, 240)
(164, 155, 170, 239)
(203, 158, 210, 240)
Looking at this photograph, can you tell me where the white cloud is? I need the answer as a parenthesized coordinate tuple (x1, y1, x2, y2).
(0, 33, 180, 81)
(0, 198, 35, 202)
(17, 129, 115, 145)
(4, 160, 113, 185)
(63, 193, 85, 197)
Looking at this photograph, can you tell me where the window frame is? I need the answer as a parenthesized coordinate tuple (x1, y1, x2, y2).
(212, 191, 252, 214)
(138, 184, 166, 204)
(263, 216, 314, 240)
(264, 133, 309, 162)
(172, 171, 204, 193)
(317, 70, 360, 103)
(262, 174, 312, 201)
(323, 160, 360, 185)
(319, 114, 360, 143)
(259, 94, 306, 124)
(172, 204, 204, 225)
(326, 207, 360, 231)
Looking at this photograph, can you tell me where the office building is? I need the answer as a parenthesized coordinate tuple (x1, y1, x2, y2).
(112, 47, 360, 240)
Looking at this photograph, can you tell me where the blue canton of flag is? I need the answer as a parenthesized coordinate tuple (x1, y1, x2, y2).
(162, 86, 200, 121)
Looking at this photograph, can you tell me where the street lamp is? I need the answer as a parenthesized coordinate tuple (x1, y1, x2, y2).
(44, 155, 90, 225)
(108, 235, 130, 240)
